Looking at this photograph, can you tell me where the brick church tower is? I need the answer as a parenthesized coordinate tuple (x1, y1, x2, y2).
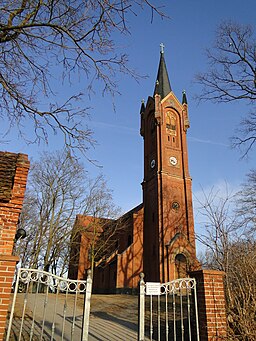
(141, 45, 198, 283)
(69, 45, 200, 291)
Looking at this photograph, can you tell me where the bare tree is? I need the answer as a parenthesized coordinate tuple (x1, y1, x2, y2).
(0, 1, 166, 154)
(196, 183, 256, 340)
(196, 21, 256, 156)
(235, 169, 256, 236)
(226, 240, 256, 341)
(195, 185, 238, 271)
(16, 149, 87, 276)
(16, 151, 123, 277)
(15, 191, 39, 266)
(70, 174, 129, 278)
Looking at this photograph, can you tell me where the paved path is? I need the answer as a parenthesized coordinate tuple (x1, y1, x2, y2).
(88, 314, 139, 341)
(7, 293, 150, 340)
(88, 294, 143, 340)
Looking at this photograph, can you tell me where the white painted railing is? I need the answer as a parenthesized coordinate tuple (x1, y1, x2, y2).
(6, 268, 92, 341)
(138, 273, 200, 341)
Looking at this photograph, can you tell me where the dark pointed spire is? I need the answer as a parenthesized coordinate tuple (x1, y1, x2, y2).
(182, 90, 188, 104)
(153, 43, 172, 98)
(140, 99, 145, 114)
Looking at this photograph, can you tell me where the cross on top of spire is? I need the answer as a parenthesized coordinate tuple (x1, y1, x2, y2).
(154, 43, 171, 98)
(160, 42, 165, 54)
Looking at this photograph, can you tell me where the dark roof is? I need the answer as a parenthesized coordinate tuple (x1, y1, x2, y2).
(0, 152, 19, 202)
(0, 151, 29, 203)
(123, 203, 144, 219)
(153, 49, 172, 98)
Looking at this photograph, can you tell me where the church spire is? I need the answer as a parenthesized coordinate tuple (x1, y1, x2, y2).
(153, 43, 172, 99)
(182, 90, 188, 104)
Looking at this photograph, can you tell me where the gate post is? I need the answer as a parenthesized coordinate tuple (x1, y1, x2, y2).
(138, 272, 145, 341)
(0, 152, 29, 341)
(190, 270, 227, 341)
(81, 270, 92, 341)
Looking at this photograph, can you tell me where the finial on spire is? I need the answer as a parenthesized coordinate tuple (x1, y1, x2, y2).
(153, 44, 171, 97)
(182, 90, 188, 104)
(160, 42, 165, 54)
(140, 99, 146, 114)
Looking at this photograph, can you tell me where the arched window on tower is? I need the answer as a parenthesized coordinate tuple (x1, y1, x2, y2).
(175, 253, 187, 279)
(166, 111, 176, 136)
(170, 115, 176, 131)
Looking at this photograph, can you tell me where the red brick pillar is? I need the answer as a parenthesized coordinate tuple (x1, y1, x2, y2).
(190, 270, 227, 341)
(0, 152, 30, 341)
(0, 255, 19, 338)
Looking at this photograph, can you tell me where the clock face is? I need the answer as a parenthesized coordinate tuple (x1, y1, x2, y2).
(172, 201, 180, 210)
(150, 159, 156, 169)
(169, 156, 177, 166)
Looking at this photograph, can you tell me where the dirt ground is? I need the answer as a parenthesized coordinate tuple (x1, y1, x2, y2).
(85, 294, 139, 323)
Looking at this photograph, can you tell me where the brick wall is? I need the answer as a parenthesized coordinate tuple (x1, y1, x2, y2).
(190, 269, 227, 341)
(0, 152, 29, 341)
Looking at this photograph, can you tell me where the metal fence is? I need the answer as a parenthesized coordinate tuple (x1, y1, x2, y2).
(6, 268, 92, 341)
(138, 273, 200, 341)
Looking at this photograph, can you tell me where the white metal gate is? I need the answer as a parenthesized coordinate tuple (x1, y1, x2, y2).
(6, 268, 92, 341)
(138, 273, 200, 341)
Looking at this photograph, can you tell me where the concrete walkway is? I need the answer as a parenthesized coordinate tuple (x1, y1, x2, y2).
(7, 293, 150, 340)
(88, 314, 138, 341)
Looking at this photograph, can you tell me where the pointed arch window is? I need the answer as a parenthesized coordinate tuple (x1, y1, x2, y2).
(166, 111, 176, 136)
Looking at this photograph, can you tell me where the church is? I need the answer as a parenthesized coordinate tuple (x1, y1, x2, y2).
(68, 46, 200, 292)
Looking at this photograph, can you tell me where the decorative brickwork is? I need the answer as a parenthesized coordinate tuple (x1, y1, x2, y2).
(0, 152, 29, 341)
(190, 270, 227, 340)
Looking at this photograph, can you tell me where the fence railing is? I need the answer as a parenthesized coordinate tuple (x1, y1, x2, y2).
(6, 268, 92, 341)
(138, 273, 200, 341)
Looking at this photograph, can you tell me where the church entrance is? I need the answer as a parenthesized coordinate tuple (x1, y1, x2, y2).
(175, 253, 187, 278)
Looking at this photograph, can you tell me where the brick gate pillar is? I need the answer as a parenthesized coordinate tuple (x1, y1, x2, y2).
(0, 255, 19, 339)
(0, 152, 30, 341)
(190, 269, 227, 341)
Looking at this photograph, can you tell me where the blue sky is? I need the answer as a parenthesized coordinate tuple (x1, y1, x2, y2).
(1, 0, 256, 233)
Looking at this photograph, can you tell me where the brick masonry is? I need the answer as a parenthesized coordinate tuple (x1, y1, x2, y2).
(190, 269, 227, 341)
(0, 152, 29, 341)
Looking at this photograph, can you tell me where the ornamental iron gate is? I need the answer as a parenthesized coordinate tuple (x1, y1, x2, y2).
(6, 268, 92, 341)
(138, 274, 200, 341)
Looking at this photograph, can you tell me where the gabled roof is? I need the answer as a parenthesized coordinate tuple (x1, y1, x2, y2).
(153, 45, 172, 99)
